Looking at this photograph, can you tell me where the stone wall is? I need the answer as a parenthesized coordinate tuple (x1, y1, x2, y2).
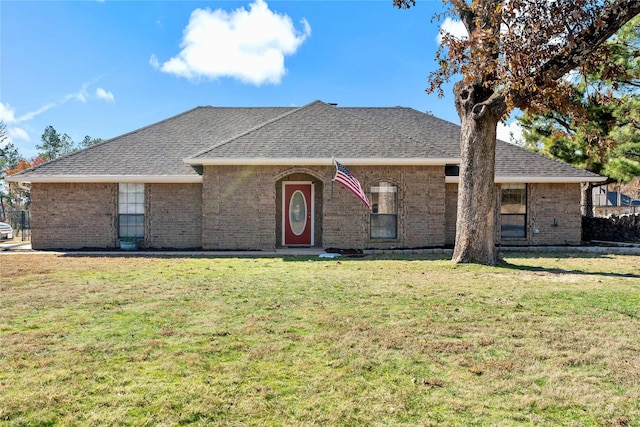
(583, 214, 640, 243)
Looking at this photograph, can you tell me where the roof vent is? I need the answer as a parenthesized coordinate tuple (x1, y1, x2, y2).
(328, 103, 338, 106)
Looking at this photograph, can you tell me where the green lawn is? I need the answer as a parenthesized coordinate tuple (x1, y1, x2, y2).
(1, 253, 639, 426)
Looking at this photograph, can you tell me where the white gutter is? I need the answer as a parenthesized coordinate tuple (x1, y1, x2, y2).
(445, 176, 608, 184)
(8, 172, 606, 185)
(4, 175, 203, 184)
(183, 157, 461, 166)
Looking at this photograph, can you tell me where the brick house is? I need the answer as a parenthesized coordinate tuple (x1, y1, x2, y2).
(7, 100, 606, 250)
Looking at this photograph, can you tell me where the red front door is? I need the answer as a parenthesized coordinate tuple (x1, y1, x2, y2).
(283, 182, 313, 246)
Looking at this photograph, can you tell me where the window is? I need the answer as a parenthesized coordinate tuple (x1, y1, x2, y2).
(119, 183, 144, 238)
(371, 182, 397, 239)
(501, 183, 527, 238)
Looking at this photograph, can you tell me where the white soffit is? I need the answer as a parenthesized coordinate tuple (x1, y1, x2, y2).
(5, 175, 204, 184)
(445, 176, 608, 184)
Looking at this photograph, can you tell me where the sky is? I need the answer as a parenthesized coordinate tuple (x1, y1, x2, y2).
(1, 0, 521, 159)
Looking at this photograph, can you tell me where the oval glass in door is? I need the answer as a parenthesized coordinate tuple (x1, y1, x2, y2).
(289, 190, 307, 236)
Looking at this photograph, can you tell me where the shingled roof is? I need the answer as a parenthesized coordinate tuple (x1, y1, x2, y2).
(7, 106, 294, 182)
(6, 100, 605, 183)
(187, 100, 457, 163)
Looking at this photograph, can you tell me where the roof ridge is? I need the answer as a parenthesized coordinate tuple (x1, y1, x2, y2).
(7, 106, 210, 179)
(187, 100, 324, 159)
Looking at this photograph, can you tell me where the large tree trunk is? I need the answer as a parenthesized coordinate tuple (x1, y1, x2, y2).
(452, 82, 506, 265)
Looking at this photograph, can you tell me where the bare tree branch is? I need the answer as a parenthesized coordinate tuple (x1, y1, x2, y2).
(450, 0, 475, 34)
(550, 114, 577, 135)
(536, 0, 640, 84)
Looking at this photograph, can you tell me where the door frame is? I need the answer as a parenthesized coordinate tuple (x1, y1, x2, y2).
(282, 181, 315, 246)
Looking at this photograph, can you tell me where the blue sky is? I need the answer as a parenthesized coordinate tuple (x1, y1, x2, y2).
(1, 0, 518, 159)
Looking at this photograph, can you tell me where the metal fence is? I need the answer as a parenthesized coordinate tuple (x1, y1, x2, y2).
(3, 210, 30, 241)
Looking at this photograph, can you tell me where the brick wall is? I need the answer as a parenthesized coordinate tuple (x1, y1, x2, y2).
(445, 183, 458, 246)
(524, 183, 582, 245)
(202, 165, 279, 250)
(444, 182, 583, 246)
(201, 164, 447, 250)
(30, 182, 117, 249)
(147, 183, 202, 249)
(400, 166, 446, 248)
(319, 165, 446, 249)
(28, 175, 583, 251)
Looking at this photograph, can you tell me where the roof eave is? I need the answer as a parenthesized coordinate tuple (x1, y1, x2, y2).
(4, 175, 204, 184)
(183, 157, 461, 166)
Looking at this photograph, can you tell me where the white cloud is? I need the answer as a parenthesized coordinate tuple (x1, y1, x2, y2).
(437, 17, 468, 44)
(18, 102, 58, 122)
(1, 81, 109, 129)
(0, 102, 17, 124)
(96, 88, 115, 102)
(156, 0, 311, 85)
(497, 120, 524, 144)
(60, 82, 90, 104)
(1, 101, 56, 124)
(7, 127, 30, 142)
(1, 81, 112, 153)
(0, 105, 31, 146)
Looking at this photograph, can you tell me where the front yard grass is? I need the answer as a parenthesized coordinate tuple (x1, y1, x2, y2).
(1, 253, 639, 426)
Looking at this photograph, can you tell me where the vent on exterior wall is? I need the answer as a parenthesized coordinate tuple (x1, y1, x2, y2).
(445, 165, 460, 176)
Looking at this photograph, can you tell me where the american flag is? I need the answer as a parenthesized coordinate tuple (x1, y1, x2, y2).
(333, 161, 372, 210)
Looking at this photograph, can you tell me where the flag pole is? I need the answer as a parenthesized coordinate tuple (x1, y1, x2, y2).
(330, 157, 335, 200)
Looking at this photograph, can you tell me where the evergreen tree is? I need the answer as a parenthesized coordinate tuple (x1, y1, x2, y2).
(518, 17, 640, 183)
(37, 125, 75, 161)
(79, 135, 103, 149)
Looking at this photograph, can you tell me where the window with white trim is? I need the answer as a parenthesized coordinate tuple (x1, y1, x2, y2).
(118, 183, 144, 238)
(500, 183, 527, 238)
(371, 182, 397, 239)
